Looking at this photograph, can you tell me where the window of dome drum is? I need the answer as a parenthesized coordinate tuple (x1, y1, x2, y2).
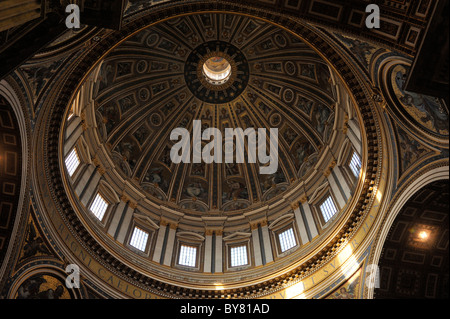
(179, 245, 197, 267)
(279, 228, 297, 252)
(202, 56, 232, 85)
(129, 227, 149, 252)
(349, 151, 362, 177)
(65, 147, 80, 177)
(230, 245, 248, 267)
(89, 193, 108, 221)
(320, 196, 338, 223)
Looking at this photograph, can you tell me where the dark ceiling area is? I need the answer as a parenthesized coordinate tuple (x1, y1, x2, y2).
(375, 180, 449, 299)
(0, 96, 23, 267)
(405, 0, 449, 106)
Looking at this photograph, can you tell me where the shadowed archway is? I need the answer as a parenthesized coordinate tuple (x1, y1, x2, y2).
(375, 180, 449, 299)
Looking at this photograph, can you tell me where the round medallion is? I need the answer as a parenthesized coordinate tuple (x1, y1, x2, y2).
(136, 60, 148, 73)
(149, 113, 162, 126)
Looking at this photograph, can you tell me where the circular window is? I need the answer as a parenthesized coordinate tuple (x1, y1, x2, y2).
(202, 57, 232, 85)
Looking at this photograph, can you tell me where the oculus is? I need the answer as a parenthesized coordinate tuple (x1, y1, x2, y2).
(203, 56, 232, 85)
(185, 41, 249, 103)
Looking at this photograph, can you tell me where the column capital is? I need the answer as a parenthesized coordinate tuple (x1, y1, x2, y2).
(160, 219, 169, 227)
(128, 201, 138, 209)
(169, 222, 178, 230)
(250, 218, 268, 230)
(343, 114, 349, 134)
(323, 160, 337, 177)
(205, 229, 214, 236)
(205, 228, 224, 235)
(97, 166, 106, 175)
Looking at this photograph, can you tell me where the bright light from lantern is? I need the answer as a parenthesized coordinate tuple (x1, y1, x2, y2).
(203, 56, 232, 84)
(418, 231, 429, 240)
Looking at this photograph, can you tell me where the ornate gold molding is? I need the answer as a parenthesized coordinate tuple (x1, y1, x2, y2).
(323, 160, 337, 177)
(299, 196, 308, 204)
(342, 114, 349, 134)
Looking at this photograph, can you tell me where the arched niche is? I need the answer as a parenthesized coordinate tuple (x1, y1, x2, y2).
(369, 164, 449, 299)
(0, 80, 29, 284)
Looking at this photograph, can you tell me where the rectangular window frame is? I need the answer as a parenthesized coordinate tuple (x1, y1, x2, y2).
(129, 226, 150, 253)
(269, 218, 300, 258)
(278, 226, 297, 253)
(319, 195, 338, 224)
(229, 244, 249, 268)
(177, 244, 199, 268)
(65, 147, 81, 177)
(89, 193, 109, 222)
(340, 147, 361, 187)
(348, 151, 362, 178)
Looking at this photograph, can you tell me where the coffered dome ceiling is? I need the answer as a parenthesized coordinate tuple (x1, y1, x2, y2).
(48, 8, 376, 298)
(88, 13, 342, 216)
